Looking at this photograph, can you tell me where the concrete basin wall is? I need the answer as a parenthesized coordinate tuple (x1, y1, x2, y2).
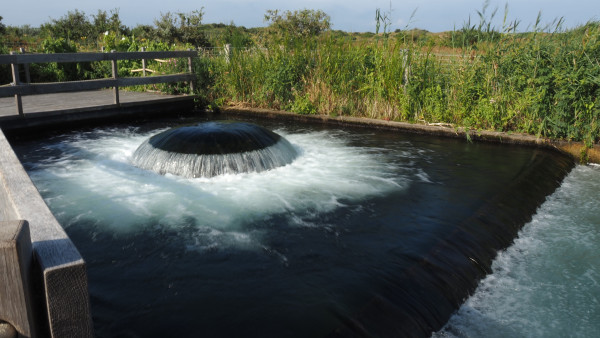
(0, 128, 93, 337)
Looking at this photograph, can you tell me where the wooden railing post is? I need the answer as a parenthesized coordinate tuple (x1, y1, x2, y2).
(18, 48, 31, 85)
(0, 220, 36, 337)
(401, 49, 410, 93)
(187, 49, 195, 93)
(141, 47, 147, 77)
(224, 44, 231, 63)
(110, 50, 120, 106)
(9, 52, 24, 117)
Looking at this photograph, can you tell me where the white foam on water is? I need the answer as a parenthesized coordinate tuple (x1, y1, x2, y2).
(435, 165, 600, 338)
(26, 126, 414, 251)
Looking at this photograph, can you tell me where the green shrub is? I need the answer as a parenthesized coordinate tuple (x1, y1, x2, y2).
(290, 93, 317, 114)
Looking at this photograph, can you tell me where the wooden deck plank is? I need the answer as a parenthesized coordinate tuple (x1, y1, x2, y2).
(0, 90, 188, 118)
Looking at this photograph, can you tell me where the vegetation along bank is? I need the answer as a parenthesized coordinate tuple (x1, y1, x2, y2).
(1, 6, 598, 162)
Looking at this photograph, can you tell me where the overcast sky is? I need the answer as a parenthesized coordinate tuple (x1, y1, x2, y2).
(2, 0, 599, 33)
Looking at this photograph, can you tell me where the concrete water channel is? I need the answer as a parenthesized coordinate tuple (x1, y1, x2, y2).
(0, 51, 596, 338)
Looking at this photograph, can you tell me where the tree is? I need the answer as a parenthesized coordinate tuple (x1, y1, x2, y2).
(0, 16, 8, 82)
(41, 10, 93, 40)
(92, 9, 128, 37)
(264, 9, 331, 44)
(0, 16, 6, 35)
(131, 24, 156, 41)
(154, 9, 209, 47)
(178, 10, 209, 47)
(154, 12, 179, 44)
(223, 24, 254, 48)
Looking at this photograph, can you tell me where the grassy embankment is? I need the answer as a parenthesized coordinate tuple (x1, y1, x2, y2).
(205, 22, 600, 162)
(2, 10, 599, 161)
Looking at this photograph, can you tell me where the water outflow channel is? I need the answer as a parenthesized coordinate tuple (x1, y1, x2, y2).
(10, 116, 574, 337)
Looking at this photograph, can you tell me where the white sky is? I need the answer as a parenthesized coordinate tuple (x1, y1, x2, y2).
(2, 0, 599, 32)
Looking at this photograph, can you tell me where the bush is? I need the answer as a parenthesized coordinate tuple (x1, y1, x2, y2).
(290, 93, 318, 114)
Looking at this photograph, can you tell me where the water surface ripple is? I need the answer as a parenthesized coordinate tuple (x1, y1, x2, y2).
(435, 164, 600, 338)
(11, 117, 576, 337)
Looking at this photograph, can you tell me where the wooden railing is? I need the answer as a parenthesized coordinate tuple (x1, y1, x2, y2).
(0, 50, 197, 116)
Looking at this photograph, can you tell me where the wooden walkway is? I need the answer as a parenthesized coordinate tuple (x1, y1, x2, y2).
(0, 89, 191, 118)
(0, 89, 195, 130)
(0, 51, 197, 132)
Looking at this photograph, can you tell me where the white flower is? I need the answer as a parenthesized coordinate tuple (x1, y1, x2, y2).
(104, 31, 109, 36)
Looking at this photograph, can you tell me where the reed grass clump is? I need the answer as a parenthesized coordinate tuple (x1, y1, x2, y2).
(4, 8, 596, 143)
(207, 20, 600, 144)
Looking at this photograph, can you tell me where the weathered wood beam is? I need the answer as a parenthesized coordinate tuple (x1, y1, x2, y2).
(0, 220, 35, 337)
(111, 53, 119, 105)
(0, 51, 197, 65)
(0, 74, 195, 97)
(130, 68, 157, 73)
(9, 52, 23, 116)
(0, 79, 116, 96)
(118, 74, 195, 87)
(188, 50, 195, 93)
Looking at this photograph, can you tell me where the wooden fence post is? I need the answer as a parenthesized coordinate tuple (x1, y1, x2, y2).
(141, 47, 147, 77)
(19, 48, 31, 85)
(187, 49, 195, 93)
(110, 50, 120, 106)
(224, 44, 231, 63)
(0, 220, 36, 338)
(9, 52, 24, 117)
(401, 49, 410, 93)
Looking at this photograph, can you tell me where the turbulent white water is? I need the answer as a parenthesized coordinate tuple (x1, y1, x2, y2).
(131, 137, 298, 178)
(130, 122, 300, 178)
(435, 164, 600, 337)
(25, 126, 413, 249)
(20, 123, 598, 337)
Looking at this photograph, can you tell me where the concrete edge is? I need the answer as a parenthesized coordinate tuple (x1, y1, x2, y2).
(221, 106, 600, 164)
(0, 128, 93, 337)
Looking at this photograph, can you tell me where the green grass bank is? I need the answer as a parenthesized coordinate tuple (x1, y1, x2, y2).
(2, 10, 599, 162)
(203, 22, 600, 159)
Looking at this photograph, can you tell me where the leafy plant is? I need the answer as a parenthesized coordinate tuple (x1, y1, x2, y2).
(263, 9, 331, 47)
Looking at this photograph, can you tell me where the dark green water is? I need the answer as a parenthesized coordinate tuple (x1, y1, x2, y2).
(12, 116, 574, 337)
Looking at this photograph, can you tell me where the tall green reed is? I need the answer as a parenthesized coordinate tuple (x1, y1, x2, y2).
(202, 19, 599, 143)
